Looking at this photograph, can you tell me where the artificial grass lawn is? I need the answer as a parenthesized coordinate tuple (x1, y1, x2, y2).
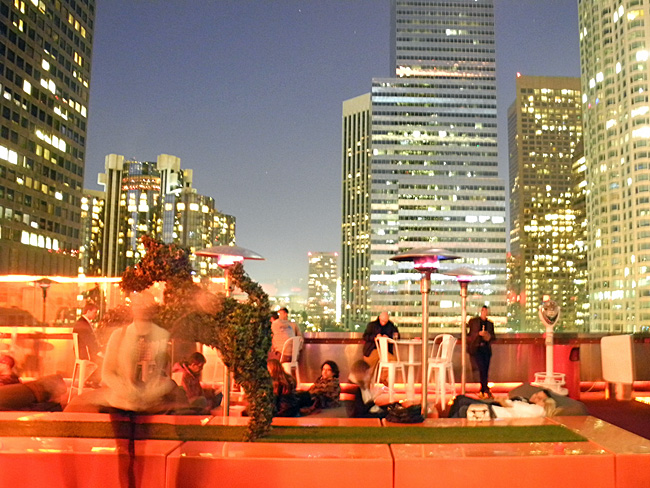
(0, 421, 586, 444)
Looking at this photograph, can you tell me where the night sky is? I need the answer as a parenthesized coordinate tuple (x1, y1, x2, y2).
(85, 1, 580, 296)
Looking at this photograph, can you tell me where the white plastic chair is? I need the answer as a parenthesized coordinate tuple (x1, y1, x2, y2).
(68, 332, 98, 403)
(374, 336, 406, 402)
(427, 334, 457, 409)
(280, 336, 303, 384)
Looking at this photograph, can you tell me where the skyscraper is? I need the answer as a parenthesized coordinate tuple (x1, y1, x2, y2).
(342, 0, 507, 330)
(79, 188, 103, 276)
(98, 153, 235, 277)
(508, 75, 583, 331)
(579, 1, 650, 332)
(307, 252, 339, 330)
(341, 93, 371, 329)
(0, 1, 95, 275)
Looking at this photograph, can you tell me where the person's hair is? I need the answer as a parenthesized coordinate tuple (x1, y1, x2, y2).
(83, 302, 99, 313)
(349, 359, 371, 388)
(188, 352, 206, 365)
(279, 307, 289, 313)
(541, 388, 553, 399)
(481, 305, 489, 311)
(543, 397, 558, 417)
(321, 360, 340, 378)
(267, 359, 294, 394)
(0, 355, 15, 368)
(270, 311, 279, 320)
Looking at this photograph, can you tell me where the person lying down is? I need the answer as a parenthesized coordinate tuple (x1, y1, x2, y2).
(449, 389, 557, 419)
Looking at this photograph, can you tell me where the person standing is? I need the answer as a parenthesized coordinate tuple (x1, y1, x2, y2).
(467, 305, 496, 399)
(73, 302, 102, 386)
(73, 302, 101, 362)
(362, 311, 399, 369)
(101, 293, 176, 413)
(269, 307, 302, 362)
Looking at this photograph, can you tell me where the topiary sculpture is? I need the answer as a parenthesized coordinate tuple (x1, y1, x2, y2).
(116, 236, 273, 440)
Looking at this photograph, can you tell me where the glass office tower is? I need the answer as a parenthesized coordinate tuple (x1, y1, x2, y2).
(0, 0, 95, 275)
(507, 75, 583, 331)
(342, 0, 507, 330)
(307, 251, 339, 330)
(579, 0, 650, 332)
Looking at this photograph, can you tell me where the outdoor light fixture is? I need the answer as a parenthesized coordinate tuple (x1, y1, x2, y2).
(442, 267, 484, 395)
(195, 245, 264, 298)
(35, 277, 55, 325)
(194, 244, 264, 417)
(390, 248, 461, 417)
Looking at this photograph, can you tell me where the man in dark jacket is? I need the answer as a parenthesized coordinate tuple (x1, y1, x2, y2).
(73, 302, 102, 386)
(362, 311, 399, 370)
(467, 305, 496, 398)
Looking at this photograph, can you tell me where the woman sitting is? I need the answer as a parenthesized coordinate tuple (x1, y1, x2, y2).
(346, 359, 387, 418)
(267, 359, 299, 417)
(298, 360, 341, 414)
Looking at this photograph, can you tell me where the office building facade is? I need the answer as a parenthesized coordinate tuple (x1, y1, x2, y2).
(98, 153, 235, 277)
(342, 0, 507, 330)
(307, 251, 339, 330)
(79, 188, 103, 276)
(579, 0, 650, 332)
(507, 76, 583, 331)
(341, 93, 372, 329)
(0, 0, 95, 275)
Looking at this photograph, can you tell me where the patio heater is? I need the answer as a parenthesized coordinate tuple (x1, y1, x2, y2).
(441, 267, 484, 395)
(390, 248, 460, 417)
(195, 245, 264, 417)
(35, 278, 54, 325)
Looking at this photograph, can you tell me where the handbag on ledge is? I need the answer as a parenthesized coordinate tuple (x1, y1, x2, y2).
(385, 403, 425, 423)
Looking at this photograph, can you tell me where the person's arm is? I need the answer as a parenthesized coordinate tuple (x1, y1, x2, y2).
(101, 328, 133, 393)
(362, 322, 377, 357)
(362, 322, 375, 342)
(292, 322, 302, 337)
(308, 377, 324, 395)
(488, 320, 496, 343)
(391, 323, 399, 339)
(467, 317, 478, 340)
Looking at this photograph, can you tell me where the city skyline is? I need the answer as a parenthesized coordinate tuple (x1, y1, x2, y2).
(85, 1, 580, 295)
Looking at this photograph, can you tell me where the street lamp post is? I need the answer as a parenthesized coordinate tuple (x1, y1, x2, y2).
(195, 245, 264, 417)
(441, 267, 483, 395)
(35, 278, 54, 325)
(390, 249, 460, 418)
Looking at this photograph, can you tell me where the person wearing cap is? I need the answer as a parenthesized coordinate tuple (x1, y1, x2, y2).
(269, 307, 302, 363)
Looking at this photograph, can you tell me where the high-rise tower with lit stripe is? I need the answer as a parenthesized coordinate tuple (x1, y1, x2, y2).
(342, 0, 507, 330)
